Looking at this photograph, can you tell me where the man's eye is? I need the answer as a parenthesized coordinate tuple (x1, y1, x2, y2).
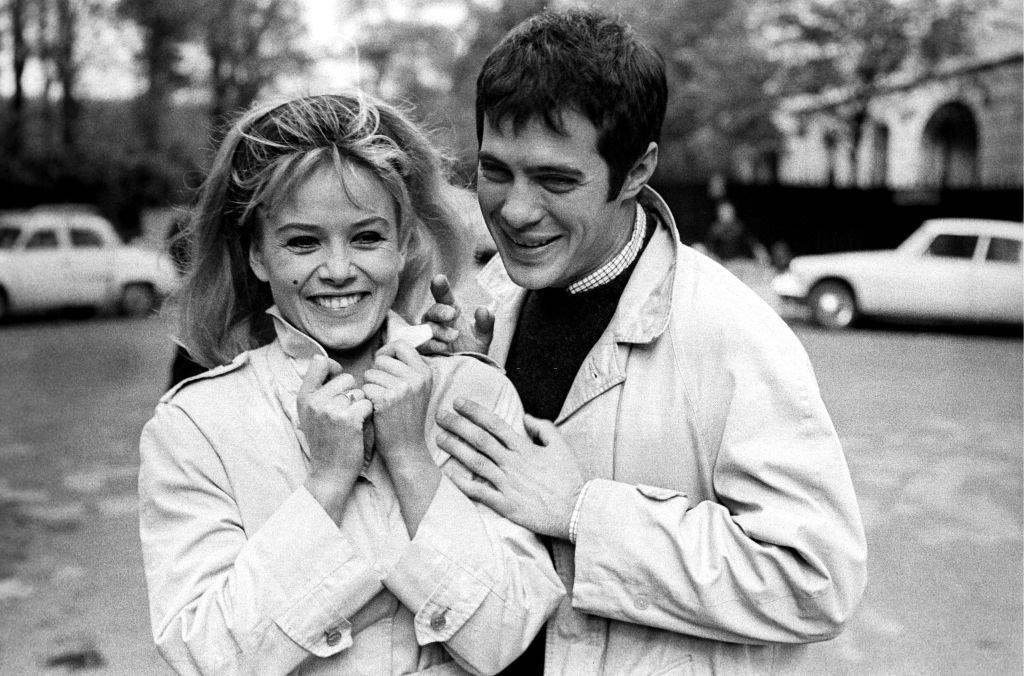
(286, 236, 319, 249)
(539, 175, 577, 192)
(479, 164, 511, 182)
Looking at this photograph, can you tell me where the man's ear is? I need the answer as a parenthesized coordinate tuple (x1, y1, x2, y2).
(249, 243, 269, 282)
(618, 142, 659, 200)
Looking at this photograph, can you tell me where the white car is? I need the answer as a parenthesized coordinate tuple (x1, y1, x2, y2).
(0, 208, 180, 320)
(772, 218, 1023, 329)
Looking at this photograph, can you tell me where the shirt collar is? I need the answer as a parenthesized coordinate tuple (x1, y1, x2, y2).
(567, 202, 646, 294)
(265, 305, 421, 363)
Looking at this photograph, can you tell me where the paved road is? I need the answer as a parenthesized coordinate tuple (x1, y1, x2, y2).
(0, 315, 1020, 674)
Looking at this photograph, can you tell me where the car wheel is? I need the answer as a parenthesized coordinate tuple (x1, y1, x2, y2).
(120, 283, 157, 318)
(809, 280, 857, 329)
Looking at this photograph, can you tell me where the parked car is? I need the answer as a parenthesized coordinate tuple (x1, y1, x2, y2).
(772, 218, 1023, 329)
(0, 207, 180, 320)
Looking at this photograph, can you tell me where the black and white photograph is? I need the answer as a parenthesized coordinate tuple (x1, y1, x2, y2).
(0, 0, 1020, 674)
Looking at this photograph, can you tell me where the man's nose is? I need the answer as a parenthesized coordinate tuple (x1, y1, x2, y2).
(499, 181, 542, 230)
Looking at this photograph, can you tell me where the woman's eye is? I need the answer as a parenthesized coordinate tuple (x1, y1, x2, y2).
(353, 231, 385, 245)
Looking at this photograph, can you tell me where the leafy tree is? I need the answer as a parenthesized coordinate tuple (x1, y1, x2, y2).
(762, 0, 979, 180)
(4, 0, 29, 154)
(200, 0, 310, 130)
(591, 0, 781, 182)
(116, 0, 198, 152)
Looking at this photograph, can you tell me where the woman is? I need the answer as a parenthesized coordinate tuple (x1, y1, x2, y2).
(138, 93, 563, 675)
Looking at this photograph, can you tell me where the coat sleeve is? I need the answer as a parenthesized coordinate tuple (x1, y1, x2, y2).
(138, 402, 384, 675)
(569, 312, 867, 645)
(383, 360, 565, 675)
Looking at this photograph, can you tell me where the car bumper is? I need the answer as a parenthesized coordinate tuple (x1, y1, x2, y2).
(771, 271, 809, 302)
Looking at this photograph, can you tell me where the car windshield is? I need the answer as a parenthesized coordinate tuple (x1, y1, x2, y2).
(0, 225, 21, 249)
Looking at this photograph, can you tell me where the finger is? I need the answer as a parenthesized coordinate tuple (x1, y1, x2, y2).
(430, 274, 457, 307)
(452, 398, 522, 450)
(473, 307, 495, 338)
(448, 471, 503, 509)
(418, 335, 458, 357)
(345, 398, 374, 423)
(312, 371, 359, 399)
(523, 413, 557, 445)
(343, 388, 366, 403)
(380, 340, 428, 370)
(362, 368, 403, 391)
(423, 303, 459, 326)
(298, 355, 335, 396)
(436, 428, 502, 484)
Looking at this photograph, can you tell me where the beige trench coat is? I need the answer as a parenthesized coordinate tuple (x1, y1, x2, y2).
(478, 187, 867, 675)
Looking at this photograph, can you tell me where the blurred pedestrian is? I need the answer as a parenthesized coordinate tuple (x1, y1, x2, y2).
(704, 200, 771, 264)
(138, 92, 563, 675)
(423, 8, 866, 674)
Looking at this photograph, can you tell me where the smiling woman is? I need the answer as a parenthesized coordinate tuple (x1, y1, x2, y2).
(137, 92, 563, 675)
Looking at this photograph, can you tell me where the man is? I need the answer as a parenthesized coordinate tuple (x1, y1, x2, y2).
(426, 8, 866, 674)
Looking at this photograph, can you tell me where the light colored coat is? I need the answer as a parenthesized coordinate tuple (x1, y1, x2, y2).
(479, 187, 867, 675)
(138, 311, 564, 676)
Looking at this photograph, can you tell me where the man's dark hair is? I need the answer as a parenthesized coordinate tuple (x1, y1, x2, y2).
(476, 8, 667, 200)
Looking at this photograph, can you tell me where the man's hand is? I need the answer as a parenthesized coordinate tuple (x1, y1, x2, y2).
(436, 398, 585, 540)
(420, 274, 495, 355)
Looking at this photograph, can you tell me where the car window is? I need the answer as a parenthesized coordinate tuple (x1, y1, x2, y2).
(925, 234, 978, 259)
(71, 228, 104, 248)
(24, 229, 59, 250)
(985, 237, 1021, 263)
(0, 225, 20, 249)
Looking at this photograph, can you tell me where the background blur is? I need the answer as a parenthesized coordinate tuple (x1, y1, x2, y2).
(0, 0, 1021, 673)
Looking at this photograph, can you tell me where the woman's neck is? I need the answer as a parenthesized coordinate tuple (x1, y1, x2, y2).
(326, 330, 385, 384)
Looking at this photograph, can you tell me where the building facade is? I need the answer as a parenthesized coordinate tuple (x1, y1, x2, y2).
(770, 0, 1023, 189)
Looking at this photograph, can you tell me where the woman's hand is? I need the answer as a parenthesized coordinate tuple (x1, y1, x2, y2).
(363, 341, 434, 463)
(363, 340, 441, 535)
(298, 355, 372, 524)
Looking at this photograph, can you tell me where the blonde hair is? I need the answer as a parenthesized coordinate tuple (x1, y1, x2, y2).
(171, 92, 471, 367)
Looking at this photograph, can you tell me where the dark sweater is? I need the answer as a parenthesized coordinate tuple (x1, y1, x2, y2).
(497, 215, 653, 676)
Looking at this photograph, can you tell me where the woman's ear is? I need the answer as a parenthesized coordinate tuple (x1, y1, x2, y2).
(618, 142, 659, 201)
(249, 242, 270, 282)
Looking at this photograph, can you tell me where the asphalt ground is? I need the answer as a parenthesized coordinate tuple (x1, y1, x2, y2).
(0, 313, 1020, 675)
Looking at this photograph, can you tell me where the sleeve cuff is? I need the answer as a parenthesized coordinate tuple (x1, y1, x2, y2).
(383, 477, 496, 644)
(243, 487, 384, 657)
(569, 480, 595, 544)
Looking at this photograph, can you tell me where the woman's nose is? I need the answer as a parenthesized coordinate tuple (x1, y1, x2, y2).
(318, 247, 354, 282)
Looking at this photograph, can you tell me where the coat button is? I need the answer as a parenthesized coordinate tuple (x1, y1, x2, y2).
(324, 629, 343, 646)
(634, 597, 650, 610)
(429, 611, 447, 631)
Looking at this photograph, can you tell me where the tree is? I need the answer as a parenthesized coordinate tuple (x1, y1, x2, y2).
(201, 0, 310, 130)
(5, 0, 29, 154)
(763, 0, 979, 181)
(595, 0, 781, 181)
(116, 0, 198, 152)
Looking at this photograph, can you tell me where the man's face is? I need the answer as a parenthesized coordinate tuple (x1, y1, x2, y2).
(476, 110, 635, 290)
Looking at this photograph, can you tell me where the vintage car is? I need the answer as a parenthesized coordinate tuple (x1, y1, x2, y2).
(0, 207, 180, 320)
(772, 218, 1023, 329)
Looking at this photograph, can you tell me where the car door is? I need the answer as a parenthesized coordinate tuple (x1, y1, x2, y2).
(973, 235, 1023, 323)
(66, 224, 115, 305)
(9, 226, 66, 311)
(901, 232, 979, 320)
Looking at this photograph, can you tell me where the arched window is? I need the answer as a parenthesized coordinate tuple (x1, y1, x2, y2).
(921, 102, 979, 188)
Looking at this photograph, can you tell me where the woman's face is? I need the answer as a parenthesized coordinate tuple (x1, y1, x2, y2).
(249, 162, 404, 355)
